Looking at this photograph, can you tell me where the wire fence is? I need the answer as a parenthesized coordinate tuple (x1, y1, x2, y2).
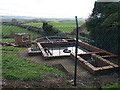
(2, 21, 88, 43)
(1, 18, 119, 88)
(2, 20, 118, 55)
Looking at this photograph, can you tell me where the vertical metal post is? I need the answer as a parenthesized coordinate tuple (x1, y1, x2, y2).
(74, 16, 79, 86)
(118, 1, 120, 73)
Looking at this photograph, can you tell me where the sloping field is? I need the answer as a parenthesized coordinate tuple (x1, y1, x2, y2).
(23, 22, 85, 33)
(2, 25, 41, 39)
(23, 23, 43, 28)
(49, 22, 85, 33)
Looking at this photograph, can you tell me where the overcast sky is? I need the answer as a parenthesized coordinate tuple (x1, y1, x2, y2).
(0, 0, 98, 18)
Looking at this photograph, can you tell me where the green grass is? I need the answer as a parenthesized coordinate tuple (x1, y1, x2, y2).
(22, 22, 88, 33)
(1, 38, 15, 43)
(2, 25, 41, 39)
(87, 83, 120, 89)
(2, 46, 65, 80)
(49, 22, 85, 33)
(83, 29, 90, 34)
(23, 23, 43, 28)
(102, 83, 120, 89)
(2, 46, 23, 52)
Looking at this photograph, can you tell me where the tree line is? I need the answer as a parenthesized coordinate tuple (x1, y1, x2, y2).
(86, 2, 119, 55)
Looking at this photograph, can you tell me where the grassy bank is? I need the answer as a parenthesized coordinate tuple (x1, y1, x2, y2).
(2, 46, 65, 80)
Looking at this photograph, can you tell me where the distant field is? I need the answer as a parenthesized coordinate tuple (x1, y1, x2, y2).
(23, 22, 85, 33)
(23, 23, 43, 28)
(49, 22, 85, 33)
(2, 25, 41, 40)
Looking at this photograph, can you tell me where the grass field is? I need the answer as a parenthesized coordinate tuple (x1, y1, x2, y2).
(23, 22, 86, 33)
(2, 25, 42, 40)
(23, 23, 43, 28)
(49, 22, 85, 33)
(2, 46, 65, 80)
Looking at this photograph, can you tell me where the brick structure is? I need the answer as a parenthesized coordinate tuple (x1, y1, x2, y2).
(14, 33, 31, 47)
(70, 53, 119, 74)
(28, 36, 119, 74)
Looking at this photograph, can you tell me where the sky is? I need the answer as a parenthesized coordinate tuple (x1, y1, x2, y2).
(0, 0, 98, 18)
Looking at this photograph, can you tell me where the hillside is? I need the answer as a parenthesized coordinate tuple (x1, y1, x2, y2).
(2, 25, 42, 42)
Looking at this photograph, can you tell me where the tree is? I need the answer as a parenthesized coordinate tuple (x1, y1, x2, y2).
(86, 2, 119, 55)
(42, 22, 57, 36)
(11, 18, 18, 25)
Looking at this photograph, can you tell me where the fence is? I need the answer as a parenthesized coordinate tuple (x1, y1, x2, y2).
(1, 20, 119, 57)
(1, 18, 119, 88)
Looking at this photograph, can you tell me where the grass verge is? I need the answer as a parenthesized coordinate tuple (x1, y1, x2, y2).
(2, 46, 65, 80)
